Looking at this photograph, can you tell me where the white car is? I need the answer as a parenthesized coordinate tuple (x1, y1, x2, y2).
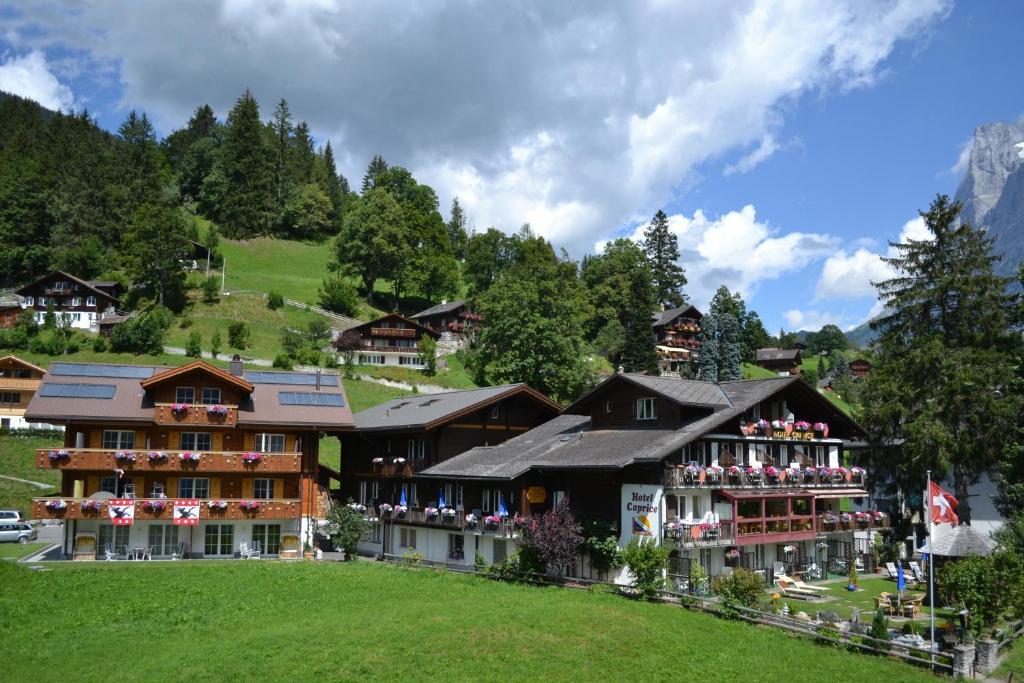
(0, 510, 21, 523)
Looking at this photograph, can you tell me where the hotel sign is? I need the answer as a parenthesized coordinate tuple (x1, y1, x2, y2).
(619, 484, 664, 547)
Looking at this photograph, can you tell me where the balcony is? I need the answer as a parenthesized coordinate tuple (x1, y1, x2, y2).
(0, 378, 40, 391)
(37, 448, 302, 473)
(153, 403, 238, 427)
(664, 521, 735, 547)
(816, 512, 890, 534)
(379, 506, 520, 536)
(369, 327, 416, 338)
(664, 464, 866, 490)
(32, 498, 301, 521)
(735, 516, 817, 545)
(360, 345, 419, 354)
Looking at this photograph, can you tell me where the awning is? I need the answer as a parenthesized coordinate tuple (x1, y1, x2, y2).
(808, 489, 869, 499)
(719, 489, 814, 500)
(655, 345, 690, 358)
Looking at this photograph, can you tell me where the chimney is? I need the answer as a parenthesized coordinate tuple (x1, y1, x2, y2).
(315, 369, 322, 391)
(441, 298, 447, 305)
(229, 354, 243, 376)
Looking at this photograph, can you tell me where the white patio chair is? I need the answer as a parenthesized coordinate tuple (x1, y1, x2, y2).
(885, 561, 899, 579)
(104, 543, 118, 561)
(143, 546, 154, 561)
(239, 542, 260, 559)
(171, 542, 187, 560)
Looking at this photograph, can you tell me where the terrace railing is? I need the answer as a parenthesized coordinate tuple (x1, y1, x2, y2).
(664, 465, 866, 490)
(816, 514, 890, 533)
(37, 448, 302, 473)
(32, 497, 301, 521)
(663, 521, 735, 547)
(153, 403, 238, 427)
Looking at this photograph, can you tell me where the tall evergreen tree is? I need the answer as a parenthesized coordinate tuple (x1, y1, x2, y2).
(361, 154, 388, 193)
(643, 209, 687, 307)
(220, 90, 274, 237)
(270, 98, 294, 227)
(315, 141, 346, 226)
(697, 314, 719, 382)
(717, 313, 742, 381)
(117, 110, 164, 215)
(861, 195, 1021, 524)
(290, 121, 316, 185)
(447, 197, 469, 260)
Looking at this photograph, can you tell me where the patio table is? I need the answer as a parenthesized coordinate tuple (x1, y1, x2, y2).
(129, 547, 146, 561)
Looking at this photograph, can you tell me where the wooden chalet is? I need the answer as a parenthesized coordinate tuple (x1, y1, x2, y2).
(0, 355, 47, 430)
(652, 305, 702, 374)
(15, 271, 125, 331)
(410, 299, 482, 339)
(347, 313, 440, 367)
(755, 348, 803, 375)
(0, 293, 25, 329)
(849, 358, 871, 378)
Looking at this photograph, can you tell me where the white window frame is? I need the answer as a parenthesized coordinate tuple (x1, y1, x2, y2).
(553, 490, 566, 507)
(70, 297, 82, 306)
(371, 480, 380, 500)
(24, 296, 33, 306)
(178, 478, 210, 498)
(86, 295, 96, 307)
(200, 387, 222, 405)
(359, 481, 367, 505)
(399, 527, 417, 549)
(255, 433, 286, 453)
(175, 386, 195, 404)
(489, 405, 501, 421)
(253, 478, 274, 500)
(482, 489, 493, 513)
(102, 430, 135, 450)
(180, 432, 212, 451)
(605, 400, 613, 414)
(635, 397, 657, 421)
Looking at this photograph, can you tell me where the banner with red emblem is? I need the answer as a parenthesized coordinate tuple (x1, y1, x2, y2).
(173, 500, 201, 526)
(108, 499, 135, 526)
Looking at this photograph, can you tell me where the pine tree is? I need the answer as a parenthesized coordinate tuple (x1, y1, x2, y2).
(270, 98, 294, 228)
(117, 110, 164, 216)
(290, 121, 316, 186)
(861, 195, 1021, 523)
(361, 155, 388, 193)
(315, 141, 346, 225)
(447, 197, 469, 260)
(697, 314, 719, 382)
(816, 355, 827, 379)
(717, 313, 742, 381)
(220, 89, 274, 237)
(643, 209, 687, 307)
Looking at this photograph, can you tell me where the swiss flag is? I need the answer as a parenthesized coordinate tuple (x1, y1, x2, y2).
(929, 482, 959, 526)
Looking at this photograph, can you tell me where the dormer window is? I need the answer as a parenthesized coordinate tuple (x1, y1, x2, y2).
(175, 387, 195, 404)
(605, 401, 613, 414)
(201, 387, 222, 405)
(635, 397, 657, 421)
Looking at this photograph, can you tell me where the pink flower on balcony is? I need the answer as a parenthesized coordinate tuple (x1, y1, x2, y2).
(241, 452, 261, 464)
(47, 449, 70, 462)
(793, 421, 812, 432)
(239, 500, 261, 512)
(147, 451, 168, 463)
(80, 500, 101, 513)
(207, 500, 228, 511)
(142, 500, 166, 513)
(206, 404, 229, 417)
(178, 452, 201, 463)
(484, 514, 501, 529)
(114, 451, 136, 463)
(763, 466, 779, 479)
(45, 498, 67, 511)
(171, 403, 190, 416)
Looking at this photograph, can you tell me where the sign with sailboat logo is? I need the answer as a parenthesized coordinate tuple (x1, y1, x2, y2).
(619, 484, 664, 547)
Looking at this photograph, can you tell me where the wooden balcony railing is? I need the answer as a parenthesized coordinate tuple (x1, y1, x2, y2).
(664, 465, 866, 489)
(32, 498, 301, 521)
(734, 516, 817, 544)
(0, 378, 41, 391)
(816, 514, 890, 533)
(153, 403, 238, 427)
(360, 345, 419, 354)
(380, 506, 520, 536)
(37, 448, 302, 473)
(663, 521, 735, 547)
(369, 327, 416, 338)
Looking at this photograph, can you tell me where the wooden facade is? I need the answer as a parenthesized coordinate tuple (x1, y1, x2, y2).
(348, 313, 440, 367)
(0, 355, 45, 430)
(15, 271, 124, 330)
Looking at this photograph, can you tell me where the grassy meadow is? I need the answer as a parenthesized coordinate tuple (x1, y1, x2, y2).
(0, 434, 62, 514)
(0, 560, 937, 682)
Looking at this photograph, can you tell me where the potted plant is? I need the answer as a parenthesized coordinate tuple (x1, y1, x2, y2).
(347, 502, 367, 514)
(372, 457, 384, 466)
(241, 452, 261, 464)
(80, 500, 102, 513)
(755, 419, 770, 436)
(239, 500, 261, 513)
(872, 510, 887, 525)
(833, 466, 849, 483)
(820, 511, 839, 528)
(45, 499, 68, 512)
(683, 463, 700, 484)
(47, 449, 70, 463)
(850, 466, 866, 482)
(745, 466, 763, 483)
(392, 457, 406, 465)
(379, 503, 393, 518)
(854, 511, 871, 529)
(464, 513, 478, 529)
(206, 404, 229, 418)
(483, 514, 501, 531)
(763, 466, 780, 483)
(441, 507, 456, 520)
(727, 465, 742, 483)
(783, 544, 797, 555)
(178, 452, 201, 464)
(424, 506, 439, 521)
(813, 422, 829, 439)
(839, 512, 853, 529)
(395, 504, 408, 519)
(771, 419, 787, 437)
(817, 466, 831, 482)
(664, 521, 681, 540)
(114, 451, 136, 464)
(142, 500, 166, 513)
(803, 466, 816, 483)
(304, 542, 315, 560)
(207, 500, 228, 511)
(170, 403, 190, 417)
(705, 465, 722, 484)
(147, 451, 168, 463)
(725, 547, 741, 564)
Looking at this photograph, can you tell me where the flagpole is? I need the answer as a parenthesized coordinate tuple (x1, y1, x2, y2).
(927, 469, 935, 657)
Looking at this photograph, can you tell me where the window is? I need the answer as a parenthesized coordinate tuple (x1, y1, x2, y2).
(605, 400, 613, 413)
(448, 533, 464, 560)
(148, 525, 179, 556)
(102, 430, 135, 450)
(175, 386, 195, 404)
(255, 433, 286, 453)
(200, 387, 221, 405)
(359, 354, 385, 365)
(455, 484, 464, 509)
(98, 525, 129, 555)
(99, 476, 118, 495)
(398, 356, 423, 366)
(444, 483, 453, 507)
(251, 524, 281, 554)
(410, 483, 418, 506)
(178, 478, 210, 498)
(365, 523, 382, 544)
(482, 489, 493, 513)
(253, 479, 274, 499)
(493, 539, 508, 564)
(204, 524, 234, 556)
(86, 295, 96, 307)
(399, 527, 417, 549)
(358, 481, 367, 505)
(553, 490, 566, 507)
(54, 281, 70, 291)
(180, 433, 212, 451)
(24, 296, 33, 306)
(635, 397, 657, 421)
(489, 404, 501, 421)
(371, 480, 380, 500)
(71, 297, 82, 306)
(37, 296, 47, 306)
(0, 392, 21, 404)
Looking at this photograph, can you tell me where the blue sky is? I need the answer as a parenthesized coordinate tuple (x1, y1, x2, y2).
(0, 1, 1020, 333)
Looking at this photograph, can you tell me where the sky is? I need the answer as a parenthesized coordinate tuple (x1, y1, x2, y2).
(0, 0, 1021, 333)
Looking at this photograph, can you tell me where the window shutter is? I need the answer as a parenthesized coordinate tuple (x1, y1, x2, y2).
(90, 430, 102, 448)
(242, 479, 254, 499)
(86, 476, 99, 496)
(135, 430, 146, 449)
(167, 477, 178, 498)
(210, 478, 221, 498)
(213, 433, 223, 451)
(244, 433, 255, 451)
(135, 477, 145, 498)
(273, 478, 284, 500)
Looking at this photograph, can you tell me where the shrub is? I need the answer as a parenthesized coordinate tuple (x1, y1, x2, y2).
(267, 291, 284, 310)
(110, 311, 171, 355)
(712, 568, 764, 608)
(580, 520, 623, 574)
(64, 335, 81, 354)
(91, 335, 107, 353)
(419, 335, 438, 376)
(318, 276, 359, 317)
(201, 276, 220, 304)
(272, 354, 293, 370)
(179, 317, 193, 329)
(486, 554, 523, 582)
(401, 551, 424, 567)
(474, 552, 487, 572)
(515, 498, 582, 577)
(326, 500, 370, 560)
(281, 328, 305, 358)
(227, 321, 249, 349)
(210, 331, 222, 359)
(307, 319, 332, 345)
(869, 608, 891, 651)
(185, 331, 202, 358)
(938, 551, 1024, 632)
(620, 540, 669, 599)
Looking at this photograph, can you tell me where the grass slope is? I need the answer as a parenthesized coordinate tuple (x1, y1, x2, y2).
(0, 542, 47, 559)
(0, 561, 934, 682)
(0, 434, 62, 513)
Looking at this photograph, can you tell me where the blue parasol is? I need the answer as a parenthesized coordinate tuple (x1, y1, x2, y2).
(438, 489, 446, 508)
(498, 493, 509, 518)
(399, 487, 407, 507)
(897, 562, 906, 592)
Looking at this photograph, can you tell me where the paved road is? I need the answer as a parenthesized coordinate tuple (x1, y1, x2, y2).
(163, 347, 274, 366)
(0, 474, 52, 489)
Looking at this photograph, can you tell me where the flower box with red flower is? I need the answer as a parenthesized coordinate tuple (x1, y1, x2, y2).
(812, 422, 829, 439)
(850, 466, 865, 482)
(47, 449, 70, 463)
(483, 514, 501, 531)
(832, 466, 848, 483)
(839, 512, 853, 528)
(178, 452, 201, 464)
(114, 451, 136, 464)
(755, 419, 770, 435)
(763, 466, 780, 482)
(206, 404, 229, 419)
(80, 500, 102, 514)
(142, 500, 166, 513)
(464, 513, 478, 529)
(171, 403, 190, 417)
(379, 503, 393, 517)
(820, 512, 839, 527)
(147, 451, 168, 463)
(745, 466, 763, 483)
(207, 500, 228, 511)
(513, 514, 526, 530)
(705, 465, 722, 484)
(241, 452, 261, 464)
(725, 548, 741, 561)
(45, 499, 68, 512)
(854, 511, 871, 529)
(394, 504, 408, 519)
(239, 500, 261, 512)
(727, 465, 742, 482)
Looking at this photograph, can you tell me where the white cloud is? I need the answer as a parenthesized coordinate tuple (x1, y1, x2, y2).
(0, 50, 74, 111)
(950, 138, 972, 176)
(783, 308, 844, 330)
(724, 134, 780, 176)
(2, 0, 952, 254)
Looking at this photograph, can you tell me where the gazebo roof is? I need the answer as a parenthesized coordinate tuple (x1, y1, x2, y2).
(919, 524, 995, 557)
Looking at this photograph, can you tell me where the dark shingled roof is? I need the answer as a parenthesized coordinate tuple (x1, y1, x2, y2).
(756, 348, 801, 362)
(621, 373, 730, 407)
(354, 384, 558, 431)
(651, 305, 702, 327)
(411, 299, 467, 319)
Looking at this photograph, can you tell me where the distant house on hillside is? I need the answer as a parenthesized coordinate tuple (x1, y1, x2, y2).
(651, 305, 702, 375)
(347, 313, 440, 367)
(15, 271, 124, 331)
(0, 293, 25, 329)
(0, 355, 49, 430)
(848, 358, 871, 378)
(410, 299, 482, 341)
(755, 348, 802, 375)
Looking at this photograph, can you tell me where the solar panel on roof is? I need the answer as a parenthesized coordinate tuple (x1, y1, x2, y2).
(245, 371, 339, 387)
(38, 383, 116, 399)
(49, 363, 154, 379)
(278, 392, 346, 407)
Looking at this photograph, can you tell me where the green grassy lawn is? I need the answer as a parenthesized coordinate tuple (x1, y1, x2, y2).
(814, 576, 957, 624)
(318, 435, 341, 471)
(820, 388, 855, 417)
(0, 434, 63, 513)
(996, 638, 1024, 681)
(342, 377, 409, 413)
(0, 542, 48, 560)
(15, 348, 216, 370)
(0, 560, 935, 682)
(742, 362, 779, 379)
(354, 353, 478, 389)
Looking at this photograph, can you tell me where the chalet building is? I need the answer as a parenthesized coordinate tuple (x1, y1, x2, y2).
(362, 372, 876, 583)
(848, 358, 871, 378)
(346, 313, 440, 367)
(334, 384, 561, 557)
(410, 300, 482, 341)
(15, 271, 125, 331)
(0, 355, 49, 431)
(0, 293, 25, 329)
(652, 305, 702, 375)
(755, 348, 803, 375)
(25, 359, 353, 560)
